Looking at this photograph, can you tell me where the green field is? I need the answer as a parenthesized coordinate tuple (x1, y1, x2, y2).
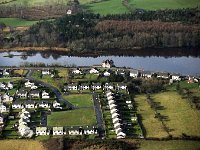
(152, 91, 200, 137)
(135, 95, 168, 138)
(0, 18, 38, 27)
(47, 108, 96, 126)
(0, 0, 92, 6)
(138, 140, 200, 150)
(129, 0, 200, 10)
(84, 0, 129, 15)
(63, 94, 93, 107)
(84, 0, 200, 15)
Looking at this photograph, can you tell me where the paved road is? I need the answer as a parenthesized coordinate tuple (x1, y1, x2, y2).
(92, 93, 105, 138)
(26, 70, 76, 109)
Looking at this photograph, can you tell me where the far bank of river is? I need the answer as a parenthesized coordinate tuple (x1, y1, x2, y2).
(0, 50, 200, 76)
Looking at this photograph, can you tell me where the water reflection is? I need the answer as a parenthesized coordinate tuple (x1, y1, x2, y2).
(0, 49, 200, 76)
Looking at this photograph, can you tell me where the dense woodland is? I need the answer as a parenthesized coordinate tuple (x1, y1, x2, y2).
(0, 8, 200, 52)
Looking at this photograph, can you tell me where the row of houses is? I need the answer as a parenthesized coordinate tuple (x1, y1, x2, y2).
(36, 126, 98, 136)
(12, 100, 61, 109)
(64, 82, 127, 91)
(18, 109, 34, 138)
(16, 89, 50, 99)
(129, 70, 183, 81)
(106, 91, 126, 139)
(0, 82, 13, 90)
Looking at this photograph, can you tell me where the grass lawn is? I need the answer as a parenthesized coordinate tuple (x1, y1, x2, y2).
(47, 108, 96, 126)
(135, 95, 168, 138)
(83, 0, 129, 15)
(0, 140, 45, 150)
(167, 81, 199, 91)
(0, 78, 21, 83)
(1, 0, 92, 6)
(84, 74, 98, 81)
(0, 18, 38, 27)
(129, 0, 200, 10)
(138, 140, 200, 150)
(152, 91, 200, 137)
(63, 94, 93, 107)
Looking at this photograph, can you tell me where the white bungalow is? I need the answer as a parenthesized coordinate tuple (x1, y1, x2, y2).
(0, 104, 7, 113)
(53, 127, 64, 135)
(116, 83, 127, 90)
(129, 70, 139, 78)
(104, 83, 114, 90)
(36, 127, 49, 135)
(91, 83, 101, 90)
(67, 126, 83, 135)
(84, 126, 98, 135)
(79, 83, 90, 90)
(103, 71, 111, 77)
(72, 68, 82, 74)
(25, 80, 34, 88)
(12, 101, 23, 109)
(89, 68, 99, 74)
(42, 70, 51, 75)
(42, 91, 50, 99)
(171, 73, 181, 81)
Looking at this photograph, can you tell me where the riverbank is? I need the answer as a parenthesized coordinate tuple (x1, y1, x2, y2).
(0, 47, 70, 52)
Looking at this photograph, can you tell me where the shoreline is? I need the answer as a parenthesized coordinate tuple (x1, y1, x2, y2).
(0, 47, 70, 52)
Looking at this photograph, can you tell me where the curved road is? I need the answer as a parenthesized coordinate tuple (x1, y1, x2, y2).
(26, 69, 76, 109)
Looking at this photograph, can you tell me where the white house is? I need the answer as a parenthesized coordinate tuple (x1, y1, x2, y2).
(67, 126, 83, 135)
(36, 127, 49, 135)
(80, 83, 90, 90)
(42, 70, 51, 75)
(12, 101, 23, 109)
(2, 94, 13, 102)
(0, 104, 7, 113)
(91, 83, 101, 90)
(7, 82, 13, 89)
(25, 80, 34, 88)
(89, 68, 99, 74)
(0, 116, 4, 124)
(171, 73, 181, 81)
(42, 90, 50, 99)
(129, 70, 139, 78)
(157, 72, 169, 79)
(16, 89, 28, 98)
(38, 101, 50, 108)
(65, 83, 78, 91)
(3, 69, 9, 76)
(84, 126, 98, 135)
(104, 83, 114, 90)
(0, 82, 6, 89)
(29, 90, 40, 98)
(24, 101, 35, 109)
(141, 71, 154, 78)
(102, 60, 114, 68)
(103, 70, 111, 77)
(31, 85, 38, 90)
(53, 127, 64, 135)
(53, 101, 62, 109)
(116, 83, 127, 90)
(72, 68, 82, 74)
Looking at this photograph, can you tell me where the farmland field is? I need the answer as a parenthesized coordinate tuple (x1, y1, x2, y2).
(135, 95, 168, 138)
(84, 0, 200, 15)
(47, 108, 96, 126)
(0, 18, 38, 27)
(137, 140, 200, 150)
(152, 91, 200, 137)
(63, 94, 93, 107)
(129, 0, 200, 10)
(0, 140, 45, 150)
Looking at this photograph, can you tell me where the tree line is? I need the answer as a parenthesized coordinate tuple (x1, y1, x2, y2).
(0, 9, 200, 52)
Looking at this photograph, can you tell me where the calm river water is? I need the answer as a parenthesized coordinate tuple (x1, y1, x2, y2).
(0, 52, 200, 76)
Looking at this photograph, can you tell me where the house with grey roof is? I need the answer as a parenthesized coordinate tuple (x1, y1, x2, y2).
(104, 83, 114, 90)
(29, 90, 40, 98)
(84, 126, 98, 135)
(129, 70, 139, 78)
(91, 83, 102, 90)
(36, 127, 50, 135)
(16, 89, 28, 98)
(12, 101, 23, 109)
(64, 83, 78, 91)
(66, 126, 84, 135)
(37, 101, 50, 108)
(79, 83, 90, 90)
(116, 83, 127, 90)
(141, 71, 154, 78)
(53, 127, 64, 135)
(157, 72, 169, 79)
(24, 101, 35, 109)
